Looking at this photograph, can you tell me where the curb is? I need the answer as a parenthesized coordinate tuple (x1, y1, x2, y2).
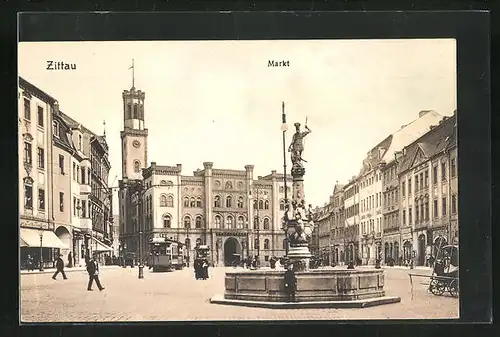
(21, 265, 121, 275)
(210, 294, 402, 309)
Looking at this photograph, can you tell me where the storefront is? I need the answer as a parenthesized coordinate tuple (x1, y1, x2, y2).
(20, 228, 68, 270)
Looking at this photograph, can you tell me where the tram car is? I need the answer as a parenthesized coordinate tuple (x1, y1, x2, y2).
(149, 237, 185, 272)
(428, 244, 459, 297)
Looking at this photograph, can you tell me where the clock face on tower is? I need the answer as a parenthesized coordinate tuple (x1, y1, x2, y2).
(132, 140, 141, 148)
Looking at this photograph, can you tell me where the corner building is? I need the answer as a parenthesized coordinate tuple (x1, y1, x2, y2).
(118, 81, 291, 267)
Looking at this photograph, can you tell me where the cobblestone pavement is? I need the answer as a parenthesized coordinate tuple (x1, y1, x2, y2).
(20, 266, 459, 322)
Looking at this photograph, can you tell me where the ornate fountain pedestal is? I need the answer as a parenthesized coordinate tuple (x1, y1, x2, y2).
(210, 267, 401, 308)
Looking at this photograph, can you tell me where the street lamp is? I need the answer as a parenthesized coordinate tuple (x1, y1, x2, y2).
(245, 221, 250, 258)
(249, 185, 267, 264)
(281, 101, 289, 256)
(38, 227, 44, 271)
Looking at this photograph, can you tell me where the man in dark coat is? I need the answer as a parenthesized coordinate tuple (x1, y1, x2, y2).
(67, 252, 73, 268)
(52, 254, 67, 280)
(283, 263, 297, 302)
(86, 254, 105, 291)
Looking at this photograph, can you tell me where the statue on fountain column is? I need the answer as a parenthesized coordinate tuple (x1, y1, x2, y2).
(288, 122, 311, 167)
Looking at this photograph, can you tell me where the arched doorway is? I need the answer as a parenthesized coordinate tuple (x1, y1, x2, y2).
(55, 226, 71, 256)
(394, 242, 399, 265)
(418, 234, 426, 266)
(384, 243, 390, 262)
(223, 237, 241, 266)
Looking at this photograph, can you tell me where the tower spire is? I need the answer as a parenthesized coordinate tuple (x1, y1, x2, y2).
(103, 120, 106, 137)
(129, 59, 135, 89)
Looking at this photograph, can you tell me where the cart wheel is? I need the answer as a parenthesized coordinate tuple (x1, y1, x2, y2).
(449, 279, 459, 297)
(429, 279, 445, 295)
(429, 279, 439, 294)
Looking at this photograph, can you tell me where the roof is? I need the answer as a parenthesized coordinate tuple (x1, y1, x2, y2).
(380, 110, 444, 163)
(357, 110, 444, 177)
(398, 114, 457, 173)
(19, 76, 57, 104)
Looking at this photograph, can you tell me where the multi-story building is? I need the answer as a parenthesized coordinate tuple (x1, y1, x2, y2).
(18, 78, 63, 269)
(357, 144, 386, 265)
(18, 77, 113, 269)
(381, 157, 401, 265)
(312, 202, 332, 264)
(330, 184, 345, 265)
(118, 80, 291, 267)
(397, 112, 457, 266)
(111, 214, 120, 257)
(356, 111, 445, 265)
(343, 178, 360, 263)
(59, 112, 114, 265)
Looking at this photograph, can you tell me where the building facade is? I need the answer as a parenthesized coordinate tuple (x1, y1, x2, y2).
(19, 77, 113, 269)
(343, 179, 360, 263)
(381, 158, 401, 265)
(118, 81, 291, 267)
(19, 78, 60, 269)
(397, 113, 458, 266)
(330, 184, 345, 265)
(312, 110, 457, 267)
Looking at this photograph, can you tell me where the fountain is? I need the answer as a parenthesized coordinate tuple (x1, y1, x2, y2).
(210, 120, 400, 308)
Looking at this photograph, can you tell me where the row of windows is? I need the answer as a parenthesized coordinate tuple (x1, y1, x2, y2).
(73, 197, 90, 218)
(184, 196, 203, 208)
(361, 218, 381, 235)
(23, 185, 45, 211)
(361, 192, 382, 212)
(360, 173, 381, 190)
(23, 183, 70, 214)
(384, 189, 399, 207)
(345, 204, 359, 218)
(159, 214, 272, 230)
(73, 163, 90, 185)
(344, 186, 359, 199)
(399, 195, 457, 225)
(23, 98, 44, 128)
(383, 165, 397, 183)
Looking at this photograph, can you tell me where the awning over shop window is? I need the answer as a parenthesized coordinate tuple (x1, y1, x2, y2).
(19, 228, 69, 249)
(91, 237, 113, 252)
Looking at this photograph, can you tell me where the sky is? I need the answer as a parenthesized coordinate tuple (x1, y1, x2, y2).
(18, 39, 456, 213)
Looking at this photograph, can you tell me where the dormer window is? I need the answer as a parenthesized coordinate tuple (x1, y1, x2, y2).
(53, 121, 60, 138)
(78, 134, 82, 150)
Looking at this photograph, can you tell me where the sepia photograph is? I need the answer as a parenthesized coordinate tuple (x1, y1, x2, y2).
(18, 39, 459, 322)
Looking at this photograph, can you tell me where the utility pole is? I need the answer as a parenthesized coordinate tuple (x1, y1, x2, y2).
(281, 101, 289, 256)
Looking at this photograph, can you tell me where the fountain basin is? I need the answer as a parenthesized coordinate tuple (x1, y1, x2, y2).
(210, 267, 401, 308)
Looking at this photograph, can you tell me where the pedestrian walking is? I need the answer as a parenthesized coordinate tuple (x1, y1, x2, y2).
(52, 254, 68, 280)
(86, 254, 105, 291)
(26, 254, 34, 271)
(284, 263, 297, 302)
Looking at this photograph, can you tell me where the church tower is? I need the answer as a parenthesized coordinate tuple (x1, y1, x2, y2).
(120, 59, 148, 180)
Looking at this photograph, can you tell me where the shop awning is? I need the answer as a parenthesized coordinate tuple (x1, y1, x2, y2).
(91, 237, 113, 252)
(20, 228, 69, 249)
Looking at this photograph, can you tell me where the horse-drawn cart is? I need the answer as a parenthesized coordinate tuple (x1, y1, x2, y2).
(409, 244, 459, 299)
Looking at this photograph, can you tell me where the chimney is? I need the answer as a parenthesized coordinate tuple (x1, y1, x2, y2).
(271, 170, 276, 175)
(53, 101, 60, 115)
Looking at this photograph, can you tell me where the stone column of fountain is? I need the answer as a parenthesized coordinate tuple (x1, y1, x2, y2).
(283, 122, 314, 272)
